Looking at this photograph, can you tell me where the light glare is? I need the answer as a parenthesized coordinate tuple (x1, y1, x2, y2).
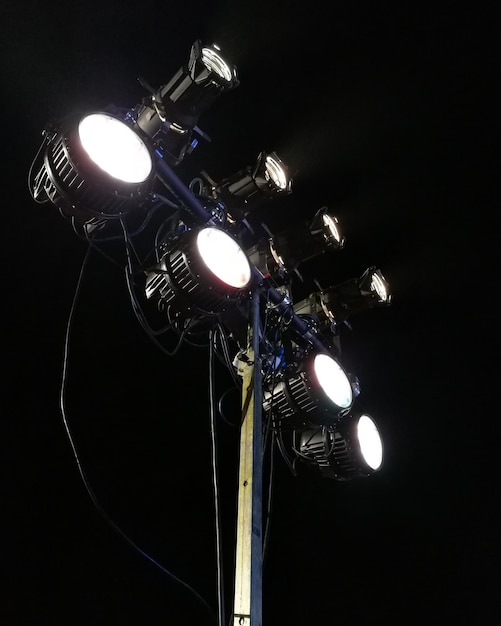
(358, 415, 383, 470)
(323, 214, 341, 243)
(314, 354, 353, 409)
(371, 272, 389, 302)
(201, 47, 233, 82)
(197, 228, 251, 288)
(78, 114, 152, 183)
(265, 156, 288, 190)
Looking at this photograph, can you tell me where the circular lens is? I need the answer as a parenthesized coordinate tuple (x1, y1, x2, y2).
(313, 354, 353, 409)
(197, 228, 251, 288)
(357, 414, 383, 470)
(201, 46, 233, 82)
(78, 113, 152, 183)
(322, 214, 341, 243)
(265, 155, 288, 191)
(371, 272, 389, 302)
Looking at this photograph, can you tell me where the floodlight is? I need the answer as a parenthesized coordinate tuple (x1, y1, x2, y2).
(214, 151, 292, 219)
(267, 207, 345, 271)
(298, 412, 384, 480)
(294, 266, 392, 327)
(30, 111, 155, 224)
(145, 225, 252, 316)
(134, 40, 238, 164)
(263, 352, 354, 429)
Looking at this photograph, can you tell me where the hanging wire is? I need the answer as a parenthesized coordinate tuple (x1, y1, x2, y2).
(59, 245, 217, 623)
(120, 218, 194, 355)
(214, 323, 241, 387)
(217, 386, 239, 429)
(208, 326, 226, 626)
(274, 425, 298, 476)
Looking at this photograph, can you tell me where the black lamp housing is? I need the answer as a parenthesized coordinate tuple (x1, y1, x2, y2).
(267, 207, 345, 272)
(30, 111, 155, 226)
(294, 266, 392, 329)
(134, 40, 238, 165)
(145, 225, 252, 317)
(263, 351, 355, 430)
(298, 412, 384, 481)
(214, 151, 293, 221)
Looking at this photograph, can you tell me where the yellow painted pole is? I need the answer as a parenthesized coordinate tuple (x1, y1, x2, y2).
(233, 292, 263, 626)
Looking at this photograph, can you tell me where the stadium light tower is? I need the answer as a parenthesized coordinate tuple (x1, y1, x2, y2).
(28, 38, 391, 626)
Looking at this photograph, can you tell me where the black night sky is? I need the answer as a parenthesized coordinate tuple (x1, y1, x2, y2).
(2, 2, 498, 625)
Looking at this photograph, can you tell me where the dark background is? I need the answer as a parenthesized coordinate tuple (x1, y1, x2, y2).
(2, 2, 498, 625)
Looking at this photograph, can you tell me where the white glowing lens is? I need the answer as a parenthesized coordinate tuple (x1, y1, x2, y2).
(371, 273, 389, 302)
(265, 156, 288, 190)
(357, 414, 383, 470)
(313, 354, 353, 409)
(197, 228, 251, 288)
(322, 214, 341, 243)
(201, 46, 233, 82)
(78, 114, 152, 183)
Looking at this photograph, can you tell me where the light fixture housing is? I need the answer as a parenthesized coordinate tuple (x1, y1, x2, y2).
(263, 352, 355, 429)
(267, 207, 345, 272)
(31, 111, 155, 224)
(145, 225, 252, 317)
(215, 151, 292, 220)
(294, 266, 392, 327)
(298, 412, 384, 480)
(134, 40, 238, 164)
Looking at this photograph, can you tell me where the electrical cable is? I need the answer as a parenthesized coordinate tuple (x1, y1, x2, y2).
(124, 263, 192, 355)
(120, 218, 194, 354)
(208, 327, 226, 626)
(85, 197, 180, 244)
(59, 245, 217, 624)
(273, 421, 298, 477)
(215, 323, 240, 387)
(217, 387, 239, 429)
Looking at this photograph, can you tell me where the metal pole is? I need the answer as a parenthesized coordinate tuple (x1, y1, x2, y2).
(233, 289, 263, 626)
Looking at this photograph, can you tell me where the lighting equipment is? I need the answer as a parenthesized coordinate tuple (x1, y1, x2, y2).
(263, 351, 355, 429)
(293, 266, 392, 328)
(28, 36, 394, 626)
(266, 206, 345, 273)
(298, 412, 384, 480)
(213, 150, 292, 221)
(134, 40, 238, 165)
(30, 111, 155, 226)
(145, 225, 252, 317)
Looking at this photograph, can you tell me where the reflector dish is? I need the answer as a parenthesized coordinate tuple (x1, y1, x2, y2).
(196, 228, 251, 288)
(78, 113, 152, 183)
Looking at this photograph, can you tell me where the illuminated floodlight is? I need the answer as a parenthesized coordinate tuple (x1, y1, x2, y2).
(196, 227, 252, 288)
(357, 414, 384, 471)
(78, 114, 152, 183)
(215, 151, 292, 219)
(364, 269, 391, 303)
(264, 154, 289, 191)
(29, 112, 155, 223)
(298, 412, 384, 480)
(268, 207, 345, 271)
(322, 213, 343, 245)
(201, 44, 234, 82)
(293, 266, 392, 327)
(314, 354, 353, 409)
(263, 351, 354, 429)
(134, 40, 238, 165)
(145, 226, 252, 316)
